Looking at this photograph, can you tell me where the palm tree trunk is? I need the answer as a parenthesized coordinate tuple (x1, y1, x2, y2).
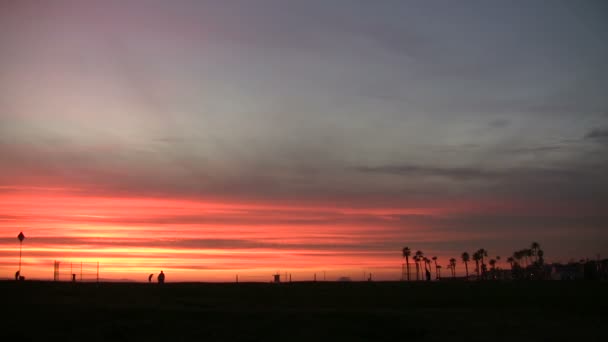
(406, 256, 410, 281)
(465, 262, 469, 279)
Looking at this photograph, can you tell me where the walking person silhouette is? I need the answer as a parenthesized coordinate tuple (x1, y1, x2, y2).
(157, 270, 165, 284)
(148, 273, 154, 283)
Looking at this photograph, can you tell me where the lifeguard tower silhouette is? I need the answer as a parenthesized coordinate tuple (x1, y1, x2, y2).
(273, 273, 281, 283)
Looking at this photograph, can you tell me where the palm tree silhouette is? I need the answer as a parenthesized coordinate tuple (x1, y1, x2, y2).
(525, 249, 533, 267)
(413, 254, 420, 281)
(424, 257, 432, 281)
(513, 251, 523, 268)
(489, 259, 496, 279)
(432, 256, 438, 280)
(402, 247, 411, 281)
(472, 251, 482, 280)
(461, 252, 470, 280)
(518, 249, 528, 267)
(478, 249, 488, 266)
(507, 257, 515, 269)
(476, 249, 488, 279)
(531, 242, 540, 263)
(449, 258, 457, 278)
(415, 250, 424, 281)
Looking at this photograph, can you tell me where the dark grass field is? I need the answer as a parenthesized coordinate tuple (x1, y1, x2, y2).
(2, 280, 607, 341)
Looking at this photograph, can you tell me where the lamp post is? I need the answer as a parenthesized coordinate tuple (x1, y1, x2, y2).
(18, 232, 25, 275)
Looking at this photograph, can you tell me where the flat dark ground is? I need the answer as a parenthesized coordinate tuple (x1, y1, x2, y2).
(2, 280, 607, 341)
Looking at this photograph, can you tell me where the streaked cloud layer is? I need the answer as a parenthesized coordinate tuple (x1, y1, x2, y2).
(1, 0, 607, 280)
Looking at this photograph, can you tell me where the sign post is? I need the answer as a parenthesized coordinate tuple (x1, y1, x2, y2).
(17, 232, 25, 276)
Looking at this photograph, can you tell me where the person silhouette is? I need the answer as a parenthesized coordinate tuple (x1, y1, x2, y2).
(157, 270, 165, 284)
(148, 273, 154, 283)
(15, 270, 20, 281)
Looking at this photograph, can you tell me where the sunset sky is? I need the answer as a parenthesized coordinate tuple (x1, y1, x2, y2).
(1, 0, 607, 282)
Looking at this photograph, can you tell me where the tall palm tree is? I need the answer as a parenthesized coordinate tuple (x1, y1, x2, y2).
(423, 257, 430, 281)
(472, 251, 481, 280)
(525, 249, 533, 267)
(477, 248, 488, 267)
(489, 259, 497, 280)
(402, 247, 411, 281)
(537, 249, 544, 265)
(507, 257, 514, 269)
(449, 258, 457, 278)
(518, 249, 528, 267)
(461, 252, 470, 279)
(531, 242, 540, 263)
(432, 256, 438, 280)
(513, 251, 523, 267)
(413, 255, 420, 281)
(415, 250, 424, 281)
(476, 249, 488, 279)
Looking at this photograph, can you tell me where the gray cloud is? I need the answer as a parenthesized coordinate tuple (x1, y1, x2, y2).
(355, 163, 590, 185)
(356, 165, 493, 181)
(505, 145, 565, 154)
(585, 128, 608, 140)
(489, 119, 510, 128)
(355, 159, 608, 204)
